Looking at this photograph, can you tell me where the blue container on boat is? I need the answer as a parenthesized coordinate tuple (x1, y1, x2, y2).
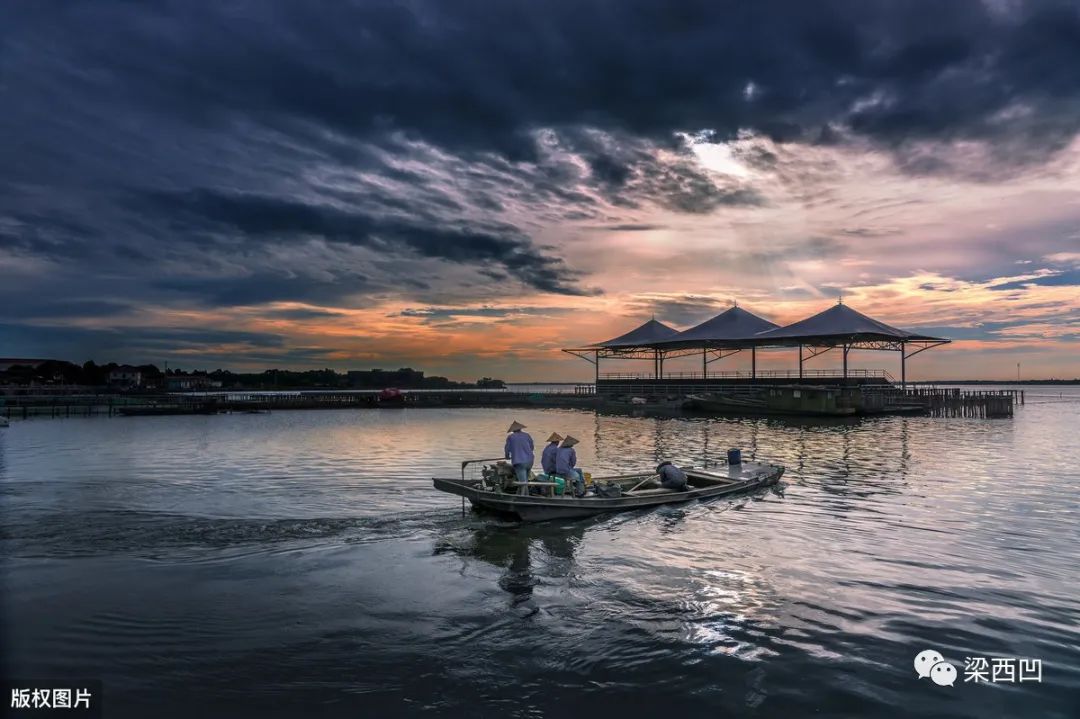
(727, 448, 742, 465)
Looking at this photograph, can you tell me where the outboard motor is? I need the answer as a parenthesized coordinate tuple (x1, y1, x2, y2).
(483, 462, 517, 492)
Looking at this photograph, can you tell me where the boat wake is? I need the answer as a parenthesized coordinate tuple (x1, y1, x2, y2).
(0, 508, 464, 560)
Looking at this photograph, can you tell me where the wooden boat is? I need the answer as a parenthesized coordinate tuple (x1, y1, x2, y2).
(378, 387, 407, 405)
(433, 458, 784, 522)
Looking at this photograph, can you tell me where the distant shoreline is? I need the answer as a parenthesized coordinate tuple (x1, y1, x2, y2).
(2, 379, 1077, 396)
(908, 379, 1079, 385)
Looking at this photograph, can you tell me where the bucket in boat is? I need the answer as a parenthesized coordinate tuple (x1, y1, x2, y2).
(727, 448, 742, 465)
(552, 476, 565, 495)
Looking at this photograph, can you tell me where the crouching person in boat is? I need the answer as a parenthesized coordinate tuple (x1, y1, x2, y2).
(504, 421, 535, 486)
(556, 436, 587, 497)
(656, 461, 689, 491)
(535, 432, 565, 496)
(541, 433, 563, 475)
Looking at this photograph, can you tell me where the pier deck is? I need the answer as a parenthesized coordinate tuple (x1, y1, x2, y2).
(1, 384, 1022, 419)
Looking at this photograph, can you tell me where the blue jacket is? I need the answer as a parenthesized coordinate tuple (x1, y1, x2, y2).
(555, 446, 578, 476)
(504, 431, 534, 466)
(658, 463, 688, 489)
(541, 442, 559, 474)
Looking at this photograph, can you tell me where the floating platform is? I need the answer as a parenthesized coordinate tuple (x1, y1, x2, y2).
(1, 385, 1020, 419)
(685, 386, 857, 416)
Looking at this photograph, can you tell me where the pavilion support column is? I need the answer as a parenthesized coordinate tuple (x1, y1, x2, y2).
(901, 344, 906, 390)
(654, 350, 659, 380)
(594, 350, 600, 389)
(702, 349, 707, 380)
(842, 344, 849, 384)
(752, 347, 757, 380)
(798, 344, 804, 380)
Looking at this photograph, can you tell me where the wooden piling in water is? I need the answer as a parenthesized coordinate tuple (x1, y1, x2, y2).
(898, 386, 1015, 418)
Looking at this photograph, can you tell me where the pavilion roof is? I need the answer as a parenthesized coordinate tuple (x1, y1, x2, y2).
(753, 303, 948, 344)
(591, 318, 679, 348)
(656, 306, 778, 348)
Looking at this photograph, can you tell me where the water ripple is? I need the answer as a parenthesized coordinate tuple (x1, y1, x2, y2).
(1, 396, 1078, 717)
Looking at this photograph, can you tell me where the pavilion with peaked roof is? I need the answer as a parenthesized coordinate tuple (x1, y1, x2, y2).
(654, 304, 779, 379)
(595, 318, 679, 348)
(562, 300, 949, 389)
(752, 300, 949, 386)
(561, 318, 679, 384)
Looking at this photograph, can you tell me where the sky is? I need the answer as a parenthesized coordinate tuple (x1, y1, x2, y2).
(1, 0, 1078, 381)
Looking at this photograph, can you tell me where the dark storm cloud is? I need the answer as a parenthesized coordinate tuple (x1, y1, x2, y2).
(154, 273, 373, 307)
(139, 189, 587, 296)
(553, 130, 764, 212)
(0, 211, 104, 262)
(0, 299, 133, 320)
(3, 0, 1080, 361)
(8, 0, 1078, 164)
(623, 296, 729, 328)
(586, 224, 668, 233)
(167, 347, 343, 367)
(639, 165, 764, 214)
(397, 306, 571, 323)
(263, 308, 347, 321)
(0, 323, 289, 363)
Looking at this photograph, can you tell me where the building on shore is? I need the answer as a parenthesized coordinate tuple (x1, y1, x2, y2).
(347, 368, 426, 388)
(108, 365, 144, 388)
(166, 375, 220, 391)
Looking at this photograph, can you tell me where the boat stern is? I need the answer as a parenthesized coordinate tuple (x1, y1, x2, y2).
(432, 477, 483, 499)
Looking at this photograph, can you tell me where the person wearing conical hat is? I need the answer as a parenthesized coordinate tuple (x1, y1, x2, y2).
(541, 432, 563, 476)
(504, 420, 534, 486)
(556, 436, 586, 497)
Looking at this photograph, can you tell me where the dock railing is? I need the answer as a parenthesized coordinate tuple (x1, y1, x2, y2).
(1, 383, 1023, 419)
(599, 368, 894, 381)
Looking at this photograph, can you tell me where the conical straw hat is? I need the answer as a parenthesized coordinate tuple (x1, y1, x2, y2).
(507, 420, 526, 432)
(561, 435, 579, 447)
(546, 432, 564, 443)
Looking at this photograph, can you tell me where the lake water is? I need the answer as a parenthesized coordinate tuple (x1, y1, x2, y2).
(2, 387, 1078, 717)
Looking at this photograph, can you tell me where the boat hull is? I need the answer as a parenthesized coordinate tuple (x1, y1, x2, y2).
(434, 462, 784, 522)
